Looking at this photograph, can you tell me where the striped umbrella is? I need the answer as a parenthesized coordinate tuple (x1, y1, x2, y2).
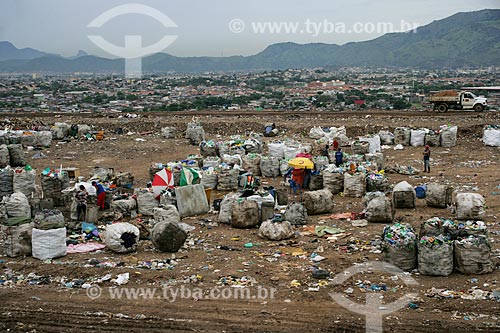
(152, 168, 174, 199)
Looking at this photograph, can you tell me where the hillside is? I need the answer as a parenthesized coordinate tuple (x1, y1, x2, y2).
(0, 9, 499, 72)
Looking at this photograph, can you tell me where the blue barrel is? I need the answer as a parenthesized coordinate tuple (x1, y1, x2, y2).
(415, 185, 427, 199)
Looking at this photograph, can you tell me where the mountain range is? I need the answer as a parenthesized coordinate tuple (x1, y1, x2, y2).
(0, 9, 499, 73)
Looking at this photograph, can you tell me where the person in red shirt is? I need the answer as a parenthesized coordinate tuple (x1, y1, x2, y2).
(291, 168, 305, 191)
(332, 139, 339, 150)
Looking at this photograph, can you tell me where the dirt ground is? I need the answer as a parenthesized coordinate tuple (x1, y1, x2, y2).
(1, 109, 500, 332)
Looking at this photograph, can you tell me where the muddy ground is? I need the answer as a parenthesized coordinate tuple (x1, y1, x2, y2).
(1, 109, 500, 333)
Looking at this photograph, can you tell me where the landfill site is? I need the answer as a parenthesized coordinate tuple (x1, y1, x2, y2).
(1, 110, 500, 333)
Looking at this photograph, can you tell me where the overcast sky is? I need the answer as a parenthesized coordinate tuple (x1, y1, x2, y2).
(0, 0, 498, 58)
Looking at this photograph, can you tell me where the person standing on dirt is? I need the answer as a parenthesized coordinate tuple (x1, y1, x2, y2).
(92, 181, 106, 210)
(75, 185, 88, 222)
(335, 148, 343, 167)
(423, 145, 431, 173)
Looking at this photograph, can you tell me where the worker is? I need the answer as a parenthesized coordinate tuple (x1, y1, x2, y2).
(75, 185, 88, 222)
(335, 148, 343, 167)
(423, 145, 431, 173)
(332, 138, 339, 150)
(92, 181, 106, 210)
(322, 144, 330, 157)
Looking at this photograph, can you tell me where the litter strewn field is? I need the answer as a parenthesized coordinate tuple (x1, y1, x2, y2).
(1, 110, 500, 333)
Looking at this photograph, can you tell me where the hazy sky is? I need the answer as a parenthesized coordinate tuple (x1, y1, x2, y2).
(0, 0, 498, 58)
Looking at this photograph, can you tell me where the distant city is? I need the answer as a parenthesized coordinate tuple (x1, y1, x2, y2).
(0, 67, 499, 114)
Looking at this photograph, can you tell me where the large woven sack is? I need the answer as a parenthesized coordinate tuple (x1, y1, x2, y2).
(308, 174, 323, 191)
(410, 129, 426, 147)
(33, 210, 65, 230)
(242, 154, 261, 176)
(284, 202, 308, 225)
(1, 223, 32, 257)
(313, 156, 329, 171)
(151, 221, 187, 252)
(378, 131, 394, 145)
(217, 168, 239, 191)
(136, 190, 158, 216)
(199, 140, 217, 157)
(201, 171, 218, 189)
(104, 223, 140, 253)
(425, 131, 441, 147)
(359, 135, 381, 154)
(185, 123, 205, 145)
(455, 193, 485, 220)
(267, 141, 285, 159)
(77, 124, 91, 136)
(392, 181, 416, 209)
(351, 142, 369, 155)
(231, 199, 259, 228)
(203, 157, 221, 169)
(383, 243, 417, 272)
(13, 168, 36, 199)
(279, 159, 291, 176)
(32, 227, 67, 260)
(258, 220, 294, 240)
(418, 241, 454, 276)
(0, 166, 14, 199)
(426, 183, 453, 208)
(303, 189, 334, 215)
(323, 171, 343, 195)
(454, 236, 493, 275)
(284, 145, 303, 160)
(0, 144, 9, 168)
(419, 217, 457, 238)
(8, 144, 26, 167)
(244, 138, 263, 154)
(35, 131, 52, 147)
(260, 156, 280, 178)
(218, 192, 239, 224)
(41, 172, 70, 206)
(344, 173, 366, 198)
(5, 192, 31, 218)
(152, 206, 180, 227)
(110, 198, 137, 216)
(394, 127, 411, 146)
(366, 173, 389, 193)
(364, 194, 394, 223)
(483, 128, 500, 147)
(440, 126, 457, 148)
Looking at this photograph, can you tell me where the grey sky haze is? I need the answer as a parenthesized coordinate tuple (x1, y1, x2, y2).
(0, 0, 498, 58)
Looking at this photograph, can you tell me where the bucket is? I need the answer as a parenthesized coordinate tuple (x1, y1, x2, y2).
(415, 185, 427, 199)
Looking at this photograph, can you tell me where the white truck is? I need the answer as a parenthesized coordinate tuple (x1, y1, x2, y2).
(429, 90, 488, 112)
